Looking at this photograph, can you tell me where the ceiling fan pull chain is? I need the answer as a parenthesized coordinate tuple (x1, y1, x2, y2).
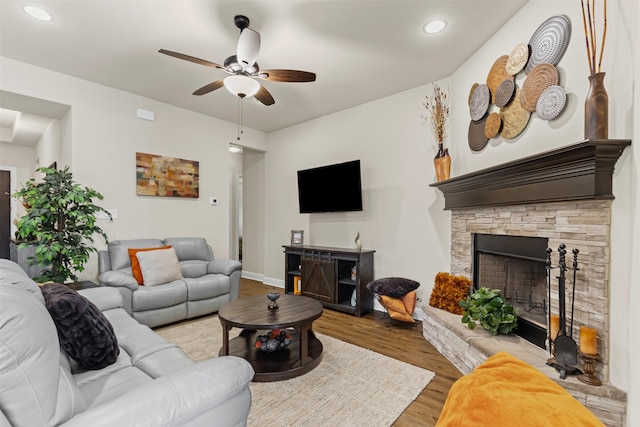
(240, 96, 245, 138)
(237, 96, 241, 140)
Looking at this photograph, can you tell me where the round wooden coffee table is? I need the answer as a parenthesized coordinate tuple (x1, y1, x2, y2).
(218, 294, 324, 382)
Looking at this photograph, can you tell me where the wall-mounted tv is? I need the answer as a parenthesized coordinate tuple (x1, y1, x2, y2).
(297, 160, 363, 213)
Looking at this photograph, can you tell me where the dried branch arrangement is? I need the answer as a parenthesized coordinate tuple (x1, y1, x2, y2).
(580, 0, 608, 75)
(422, 83, 450, 143)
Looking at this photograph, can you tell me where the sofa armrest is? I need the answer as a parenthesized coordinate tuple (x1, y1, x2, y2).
(99, 270, 138, 291)
(208, 259, 242, 276)
(61, 356, 254, 427)
(77, 287, 123, 311)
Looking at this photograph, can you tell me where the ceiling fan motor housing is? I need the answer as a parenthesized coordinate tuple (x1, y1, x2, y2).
(234, 15, 250, 30)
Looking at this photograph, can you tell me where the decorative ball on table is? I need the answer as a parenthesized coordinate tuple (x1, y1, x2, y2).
(255, 329, 292, 352)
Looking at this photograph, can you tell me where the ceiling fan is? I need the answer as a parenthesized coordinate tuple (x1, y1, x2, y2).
(159, 15, 316, 106)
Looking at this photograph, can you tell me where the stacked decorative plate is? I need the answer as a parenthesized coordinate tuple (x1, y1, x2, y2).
(464, 14, 571, 151)
(500, 89, 531, 139)
(486, 56, 512, 104)
(536, 85, 567, 120)
(524, 14, 571, 74)
(469, 115, 489, 151)
(469, 84, 490, 121)
(520, 63, 559, 112)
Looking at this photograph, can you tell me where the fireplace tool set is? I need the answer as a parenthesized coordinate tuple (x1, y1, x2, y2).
(546, 244, 581, 379)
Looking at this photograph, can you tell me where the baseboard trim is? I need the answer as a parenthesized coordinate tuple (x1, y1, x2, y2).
(241, 271, 263, 282)
(240, 271, 284, 289)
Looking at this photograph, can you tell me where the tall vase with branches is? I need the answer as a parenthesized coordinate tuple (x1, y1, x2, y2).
(423, 83, 450, 182)
(581, 0, 608, 139)
(12, 166, 112, 283)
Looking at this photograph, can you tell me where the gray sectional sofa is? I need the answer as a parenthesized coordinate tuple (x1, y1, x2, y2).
(0, 258, 254, 426)
(98, 237, 241, 327)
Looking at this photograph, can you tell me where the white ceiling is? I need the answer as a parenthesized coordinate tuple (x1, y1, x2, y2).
(0, 0, 528, 136)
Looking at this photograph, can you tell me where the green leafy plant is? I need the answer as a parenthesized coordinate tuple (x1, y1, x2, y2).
(460, 287, 518, 335)
(13, 166, 111, 283)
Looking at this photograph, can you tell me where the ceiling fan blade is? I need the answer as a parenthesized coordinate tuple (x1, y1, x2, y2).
(260, 69, 316, 82)
(254, 85, 275, 106)
(193, 79, 225, 96)
(159, 49, 224, 70)
(237, 28, 261, 69)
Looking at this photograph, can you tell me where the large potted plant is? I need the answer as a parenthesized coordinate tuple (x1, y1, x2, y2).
(13, 166, 111, 283)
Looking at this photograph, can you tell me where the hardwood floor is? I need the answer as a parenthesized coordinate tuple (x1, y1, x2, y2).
(239, 278, 462, 426)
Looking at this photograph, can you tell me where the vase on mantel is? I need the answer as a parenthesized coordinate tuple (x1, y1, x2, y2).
(584, 72, 608, 140)
(434, 142, 451, 182)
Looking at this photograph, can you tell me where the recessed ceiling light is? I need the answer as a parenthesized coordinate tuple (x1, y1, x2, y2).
(229, 145, 242, 154)
(22, 5, 53, 21)
(423, 19, 447, 34)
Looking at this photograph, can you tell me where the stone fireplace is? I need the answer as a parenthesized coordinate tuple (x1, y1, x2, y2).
(453, 200, 611, 377)
(424, 140, 631, 426)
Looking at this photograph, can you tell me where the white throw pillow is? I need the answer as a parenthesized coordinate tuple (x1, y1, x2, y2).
(136, 247, 183, 286)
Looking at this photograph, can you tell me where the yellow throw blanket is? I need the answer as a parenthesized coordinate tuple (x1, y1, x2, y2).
(437, 351, 604, 427)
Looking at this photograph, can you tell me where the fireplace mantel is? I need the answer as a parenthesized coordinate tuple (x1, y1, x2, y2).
(430, 139, 631, 210)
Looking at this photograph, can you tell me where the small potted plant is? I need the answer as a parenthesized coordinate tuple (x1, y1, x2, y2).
(460, 287, 518, 335)
(12, 166, 112, 283)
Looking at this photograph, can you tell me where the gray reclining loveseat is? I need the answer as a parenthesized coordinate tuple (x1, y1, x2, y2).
(0, 259, 254, 426)
(98, 237, 241, 327)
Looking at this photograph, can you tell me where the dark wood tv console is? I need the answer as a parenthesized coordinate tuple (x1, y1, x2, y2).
(283, 245, 375, 317)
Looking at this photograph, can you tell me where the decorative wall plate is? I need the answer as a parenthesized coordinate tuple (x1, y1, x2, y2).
(468, 82, 479, 105)
(486, 55, 511, 104)
(495, 78, 515, 108)
(506, 43, 529, 75)
(536, 85, 566, 120)
(523, 15, 571, 74)
(520, 63, 559, 112)
(484, 112, 502, 138)
(469, 84, 490, 121)
(468, 115, 489, 151)
(500, 89, 531, 139)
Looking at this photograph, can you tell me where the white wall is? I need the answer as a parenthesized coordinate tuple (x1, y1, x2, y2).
(0, 56, 268, 281)
(242, 148, 266, 280)
(261, 0, 638, 424)
(626, 2, 640, 424)
(34, 118, 62, 171)
(263, 84, 452, 297)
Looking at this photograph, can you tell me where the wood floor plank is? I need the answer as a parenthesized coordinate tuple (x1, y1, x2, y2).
(240, 278, 462, 426)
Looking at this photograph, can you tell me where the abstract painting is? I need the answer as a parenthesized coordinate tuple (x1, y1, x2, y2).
(136, 152, 199, 198)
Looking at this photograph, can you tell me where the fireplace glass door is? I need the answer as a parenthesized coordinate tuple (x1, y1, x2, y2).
(473, 234, 549, 349)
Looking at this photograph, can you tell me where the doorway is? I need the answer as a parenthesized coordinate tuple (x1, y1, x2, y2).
(0, 169, 11, 259)
(229, 145, 244, 262)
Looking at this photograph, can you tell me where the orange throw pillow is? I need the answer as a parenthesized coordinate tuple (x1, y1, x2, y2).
(128, 246, 172, 285)
(379, 295, 415, 323)
(428, 272, 472, 315)
(401, 291, 417, 314)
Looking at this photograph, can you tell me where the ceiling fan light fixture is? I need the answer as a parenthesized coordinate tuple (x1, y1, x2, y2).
(22, 5, 53, 21)
(423, 19, 447, 34)
(224, 75, 260, 98)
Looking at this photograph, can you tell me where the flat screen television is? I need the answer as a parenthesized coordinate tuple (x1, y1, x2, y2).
(297, 160, 363, 213)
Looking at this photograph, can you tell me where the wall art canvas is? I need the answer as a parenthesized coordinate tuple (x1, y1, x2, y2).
(136, 152, 199, 198)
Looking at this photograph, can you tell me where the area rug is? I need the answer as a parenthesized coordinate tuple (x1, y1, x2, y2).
(156, 315, 435, 426)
